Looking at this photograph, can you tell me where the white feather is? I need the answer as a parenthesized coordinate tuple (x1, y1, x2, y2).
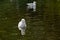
(27, 1, 36, 11)
(18, 19, 26, 35)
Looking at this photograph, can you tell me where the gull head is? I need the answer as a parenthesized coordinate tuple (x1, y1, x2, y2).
(33, 1, 36, 3)
(21, 19, 25, 22)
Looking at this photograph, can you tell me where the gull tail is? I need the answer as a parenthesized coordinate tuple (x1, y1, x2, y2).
(21, 30, 25, 35)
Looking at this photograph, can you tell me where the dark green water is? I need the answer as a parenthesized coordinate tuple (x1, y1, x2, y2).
(0, 0, 60, 40)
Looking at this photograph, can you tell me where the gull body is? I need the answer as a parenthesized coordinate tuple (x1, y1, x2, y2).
(27, 1, 36, 11)
(18, 19, 26, 35)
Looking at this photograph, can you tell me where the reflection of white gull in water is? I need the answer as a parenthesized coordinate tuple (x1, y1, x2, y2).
(27, 1, 36, 11)
(18, 19, 26, 35)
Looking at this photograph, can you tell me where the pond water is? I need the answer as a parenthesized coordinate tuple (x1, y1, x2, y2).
(0, 0, 60, 40)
